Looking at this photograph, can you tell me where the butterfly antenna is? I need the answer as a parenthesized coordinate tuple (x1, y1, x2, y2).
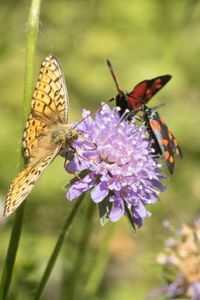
(107, 59, 122, 93)
(74, 111, 93, 129)
(74, 102, 108, 129)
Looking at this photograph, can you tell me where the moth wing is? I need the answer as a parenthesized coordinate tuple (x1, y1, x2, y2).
(159, 118, 183, 159)
(128, 75, 172, 109)
(149, 118, 175, 174)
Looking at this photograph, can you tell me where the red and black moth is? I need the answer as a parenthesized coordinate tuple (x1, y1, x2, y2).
(107, 60, 182, 174)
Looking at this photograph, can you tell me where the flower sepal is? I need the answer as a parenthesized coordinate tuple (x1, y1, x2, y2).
(124, 204, 136, 231)
(98, 197, 112, 226)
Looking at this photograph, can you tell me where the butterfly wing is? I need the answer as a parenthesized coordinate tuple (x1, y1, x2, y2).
(4, 147, 60, 217)
(127, 75, 172, 110)
(23, 55, 69, 163)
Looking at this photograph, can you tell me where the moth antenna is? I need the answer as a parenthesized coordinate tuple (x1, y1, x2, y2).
(107, 59, 122, 93)
(151, 103, 165, 110)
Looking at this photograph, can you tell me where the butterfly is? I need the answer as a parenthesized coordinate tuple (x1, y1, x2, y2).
(107, 60, 182, 174)
(4, 55, 78, 216)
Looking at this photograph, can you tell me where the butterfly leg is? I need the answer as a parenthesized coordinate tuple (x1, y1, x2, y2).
(66, 145, 90, 166)
(63, 154, 69, 168)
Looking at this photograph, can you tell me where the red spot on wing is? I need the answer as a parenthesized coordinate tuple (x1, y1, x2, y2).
(168, 131, 173, 140)
(173, 139, 178, 147)
(146, 88, 151, 96)
(164, 151, 170, 159)
(128, 81, 148, 109)
(162, 139, 169, 146)
(149, 119, 161, 131)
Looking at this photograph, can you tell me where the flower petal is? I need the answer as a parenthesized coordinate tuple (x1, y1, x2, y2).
(109, 195, 124, 222)
(67, 174, 95, 201)
(91, 182, 109, 203)
(132, 201, 150, 228)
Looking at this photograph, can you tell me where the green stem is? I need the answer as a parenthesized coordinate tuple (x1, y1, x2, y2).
(66, 201, 95, 300)
(0, 205, 26, 300)
(23, 0, 42, 122)
(34, 196, 84, 300)
(84, 224, 115, 299)
(0, 1, 41, 299)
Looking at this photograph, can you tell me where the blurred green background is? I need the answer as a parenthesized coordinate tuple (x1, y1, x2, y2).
(0, 0, 200, 299)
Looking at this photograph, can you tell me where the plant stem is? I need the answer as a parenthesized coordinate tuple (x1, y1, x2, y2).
(66, 201, 95, 300)
(0, 1, 41, 299)
(33, 196, 84, 300)
(84, 224, 115, 299)
(23, 0, 42, 123)
(0, 205, 26, 300)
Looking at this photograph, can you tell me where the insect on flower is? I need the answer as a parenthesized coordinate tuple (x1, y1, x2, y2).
(107, 60, 182, 174)
(4, 55, 79, 216)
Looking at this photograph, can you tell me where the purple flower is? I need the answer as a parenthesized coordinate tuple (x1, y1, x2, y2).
(188, 281, 200, 300)
(162, 273, 200, 300)
(66, 104, 165, 228)
(154, 220, 200, 299)
(167, 275, 186, 298)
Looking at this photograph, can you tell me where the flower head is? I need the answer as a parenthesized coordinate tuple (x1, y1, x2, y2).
(154, 219, 200, 299)
(66, 104, 165, 228)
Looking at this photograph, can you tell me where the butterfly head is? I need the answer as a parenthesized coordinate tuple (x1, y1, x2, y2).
(65, 127, 79, 143)
(51, 125, 78, 147)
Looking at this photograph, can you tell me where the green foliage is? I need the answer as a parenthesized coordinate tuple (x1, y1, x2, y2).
(0, 0, 200, 299)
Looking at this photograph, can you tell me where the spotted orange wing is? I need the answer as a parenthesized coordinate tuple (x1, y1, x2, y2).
(149, 116, 182, 174)
(4, 148, 60, 216)
(22, 55, 69, 163)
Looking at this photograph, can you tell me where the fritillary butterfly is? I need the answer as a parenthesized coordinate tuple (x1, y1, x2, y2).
(4, 55, 78, 216)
